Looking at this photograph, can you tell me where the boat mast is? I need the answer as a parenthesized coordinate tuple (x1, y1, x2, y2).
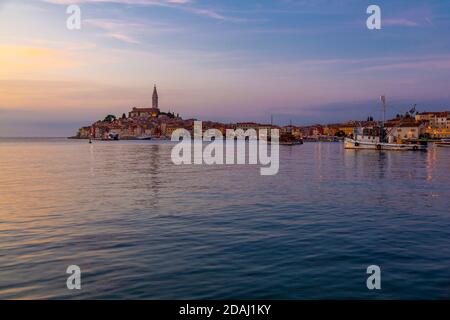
(380, 95, 386, 142)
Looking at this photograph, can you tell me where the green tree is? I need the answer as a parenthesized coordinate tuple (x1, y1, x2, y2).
(104, 114, 116, 122)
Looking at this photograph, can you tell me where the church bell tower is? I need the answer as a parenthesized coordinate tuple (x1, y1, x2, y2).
(152, 85, 159, 109)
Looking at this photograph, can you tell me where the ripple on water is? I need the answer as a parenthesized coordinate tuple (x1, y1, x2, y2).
(0, 139, 450, 299)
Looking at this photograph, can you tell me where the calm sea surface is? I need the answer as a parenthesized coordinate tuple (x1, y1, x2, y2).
(0, 138, 449, 299)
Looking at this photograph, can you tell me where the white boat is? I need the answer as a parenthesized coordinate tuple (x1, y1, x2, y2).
(102, 132, 119, 141)
(136, 135, 152, 140)
(344, 96, 427, 151)
(344, 136, 426, 151)
(436, 139, 450, 147)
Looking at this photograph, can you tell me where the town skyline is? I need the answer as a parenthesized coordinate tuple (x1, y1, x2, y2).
(74, 84, 450, 142)
(0, 0, 449, 136)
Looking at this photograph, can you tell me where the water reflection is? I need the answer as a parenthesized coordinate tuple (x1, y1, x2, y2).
(1, 139, 450, 299)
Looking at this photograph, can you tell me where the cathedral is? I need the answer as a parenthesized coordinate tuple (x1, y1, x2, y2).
(129, 85, 161, 118)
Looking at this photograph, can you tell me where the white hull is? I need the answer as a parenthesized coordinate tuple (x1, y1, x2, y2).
(344, 138, 426, 151)
(136, 135, 152, 140)
(436, 143, 450, 148)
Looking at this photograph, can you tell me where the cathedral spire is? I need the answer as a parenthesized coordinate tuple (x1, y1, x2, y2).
(152, 84, 159, 109)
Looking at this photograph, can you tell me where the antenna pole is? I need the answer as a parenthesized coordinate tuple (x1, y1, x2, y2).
(380, 95, 386, 142)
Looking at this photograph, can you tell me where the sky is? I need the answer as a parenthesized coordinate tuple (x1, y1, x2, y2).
(0, 0, 449, 136)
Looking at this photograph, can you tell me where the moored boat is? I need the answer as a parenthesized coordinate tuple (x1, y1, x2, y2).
(280, 140, 303, 146)
(279, 132, 303, 146)
(436, 139, 450, 147)
(344, 96, 427, 151)
(136, 135, 152, 140)
(344, 137, 427, 151)
(101, 132, 119, 141)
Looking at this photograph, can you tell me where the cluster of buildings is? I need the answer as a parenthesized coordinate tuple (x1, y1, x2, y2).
(415, 111, 450, 138)
(288, 110, 450, 141)
(75, 89, 449, 141)
(75, 86, 285, 140)
(77, 86, 193, 140)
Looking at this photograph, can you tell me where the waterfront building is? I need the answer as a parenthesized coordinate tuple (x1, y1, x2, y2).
(299, 125, 324, 137)
(163, 124, 180, 138)
(385, 120, 423, 142)
(280, 125, 304, 140)
(235, 122, 259, 130)
(257, 123, 279, 132)
(322, 124, 340, 136)
(233, 122, 279, 137)
(201, 121, 227, 135)
(77, 126, 92, 139)
(337, 121, 358, 137)
(415, 111, 449, 128)
(415, 111, 450, 138)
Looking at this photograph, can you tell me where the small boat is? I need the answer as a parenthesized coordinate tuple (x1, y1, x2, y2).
(280, 140, 303, 146)
(436, 139, 450, 147)
(279, 132, 303, 146)
(101, 132, 119, 141)
(136, 135, 152, 140)
(108, 133, 119, 140)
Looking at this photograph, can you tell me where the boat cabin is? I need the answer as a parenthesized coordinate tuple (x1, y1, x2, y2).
(353, 126, 384, 143)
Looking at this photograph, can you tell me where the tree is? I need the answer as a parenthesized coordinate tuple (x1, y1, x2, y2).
(104, 114, 116, 122)
(335, 130, 346, 137)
